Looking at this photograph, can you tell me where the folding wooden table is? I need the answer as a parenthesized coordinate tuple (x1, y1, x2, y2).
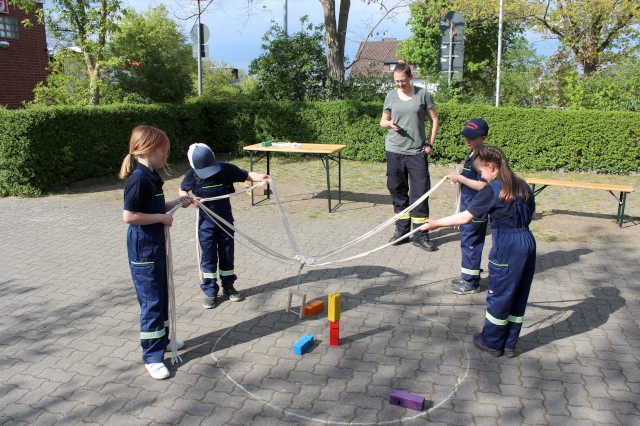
(243, 142, 347, 213)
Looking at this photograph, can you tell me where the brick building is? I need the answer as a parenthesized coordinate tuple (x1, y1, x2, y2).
(0, 0, 48, 109)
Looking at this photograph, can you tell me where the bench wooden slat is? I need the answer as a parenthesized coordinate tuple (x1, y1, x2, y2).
(525, 178, 634, 193)
(525, 177, 634, 227)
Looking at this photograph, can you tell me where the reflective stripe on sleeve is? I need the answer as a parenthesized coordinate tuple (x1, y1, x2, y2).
(489, 259, 508, 267)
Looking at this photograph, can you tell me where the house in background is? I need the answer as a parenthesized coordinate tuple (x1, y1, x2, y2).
(349, 38, 425, 88)
(0, 0, 49, 109)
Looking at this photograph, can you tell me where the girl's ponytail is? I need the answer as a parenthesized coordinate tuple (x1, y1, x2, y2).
(119, 153, 137, 179)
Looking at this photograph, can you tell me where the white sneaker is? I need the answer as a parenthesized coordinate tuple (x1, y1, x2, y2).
(167, 338, 185, 352)
(145, 362, 170, 380)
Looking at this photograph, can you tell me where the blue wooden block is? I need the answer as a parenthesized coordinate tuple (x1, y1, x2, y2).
(293, 334, 314, 355)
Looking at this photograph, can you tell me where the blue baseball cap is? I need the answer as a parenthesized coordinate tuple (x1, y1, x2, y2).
(187, 143, 221, 179)
(460, 118, 489, 139)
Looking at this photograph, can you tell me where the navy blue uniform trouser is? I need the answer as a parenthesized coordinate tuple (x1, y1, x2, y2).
(481, 228, 536, 350)
(460, 218, 488, 284)
(128, 227, 169, 364)
(386, 151, 430, 238)
(199, 218, 236, 297)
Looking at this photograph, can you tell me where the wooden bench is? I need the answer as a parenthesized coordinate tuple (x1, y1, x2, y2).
(525, 178, 634, 227)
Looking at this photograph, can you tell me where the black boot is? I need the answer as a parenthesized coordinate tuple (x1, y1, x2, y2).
(389, 228, 410, 245)
(412, 230, 437, 252)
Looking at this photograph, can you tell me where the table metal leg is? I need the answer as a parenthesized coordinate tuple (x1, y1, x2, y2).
(320, 153, 343, 213)
(324, 154, 332, 212)
(617, 191, 627, 228)
(249, 151, 255, 206)
(266, 152, 271, 200)
(338, 152, 342, 205)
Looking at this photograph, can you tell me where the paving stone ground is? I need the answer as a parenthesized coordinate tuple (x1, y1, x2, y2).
(1, 159, 639, 425)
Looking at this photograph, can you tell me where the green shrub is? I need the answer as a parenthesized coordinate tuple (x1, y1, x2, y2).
(1, 101, 639, 196)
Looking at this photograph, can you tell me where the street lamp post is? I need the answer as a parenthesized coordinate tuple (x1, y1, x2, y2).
(197, 0, 203, 96)
(284, 0, 288, 36)
(495, 0, 504, 107)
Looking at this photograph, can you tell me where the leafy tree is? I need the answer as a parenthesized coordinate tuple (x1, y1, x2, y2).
(238, 0, 410, 96)
(499, 37, 546, 107)
(249, 18, 327, 101)
(449, 0, 640, 76)
(579, 57, 640, 111)
(107, 5, 195, 103)
(12, 0, 123, 105)
(540, 54, 640, 111)
(318, 0, 350, 94)
(398, 0, 524, 98)
(30, 50, 93, 106)
(319, 0, 414, 96)
(193, 60, 245, 101)
(343, 63, 391, 102)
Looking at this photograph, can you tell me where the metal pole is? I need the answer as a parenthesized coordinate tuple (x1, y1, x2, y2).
(447, 21, 453, 85)
(284, 0, 288, 36)
(197, 0, 203, 96)
(495, 0, 504, 107)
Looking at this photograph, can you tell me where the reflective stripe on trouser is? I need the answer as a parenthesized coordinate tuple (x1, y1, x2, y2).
(198, 218, 236, 297)
(386, 151, 431, 233)
(481, 228, 536, 350)
(411, 217, 430, 241)
(130, 258, 169, 363)
(460, 218, 488, 284)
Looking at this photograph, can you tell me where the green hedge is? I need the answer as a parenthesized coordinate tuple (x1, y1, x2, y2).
(1, 101, 639, 196)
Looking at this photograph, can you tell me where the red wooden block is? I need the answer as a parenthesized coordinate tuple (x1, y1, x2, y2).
(304, 300, 325, 317)
(329, 320, 339, 346)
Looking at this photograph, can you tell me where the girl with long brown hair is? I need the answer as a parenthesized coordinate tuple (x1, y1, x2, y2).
(120, 125, 192, 379)
(421, 145, 536, 357)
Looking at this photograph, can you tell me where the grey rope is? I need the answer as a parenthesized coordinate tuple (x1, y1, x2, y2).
(165, 204, 182, 365)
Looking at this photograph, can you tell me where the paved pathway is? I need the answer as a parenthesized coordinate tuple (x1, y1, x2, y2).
(1, 175, 639, 425)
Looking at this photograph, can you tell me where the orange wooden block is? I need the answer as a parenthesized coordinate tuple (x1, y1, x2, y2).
(304, 300, 325, 316)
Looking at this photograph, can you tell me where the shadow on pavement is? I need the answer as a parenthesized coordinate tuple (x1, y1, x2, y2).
(519, 286, 625, 355)
(535, 248, 593, 273)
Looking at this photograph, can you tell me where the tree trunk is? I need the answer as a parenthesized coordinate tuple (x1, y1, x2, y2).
(320, 0, 350, 91)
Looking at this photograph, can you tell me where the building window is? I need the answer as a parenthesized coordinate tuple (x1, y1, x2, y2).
(0, 15, 19, 40)
(389, 63, 397, 71)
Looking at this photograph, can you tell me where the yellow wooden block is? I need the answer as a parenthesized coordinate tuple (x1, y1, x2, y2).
(328, 292, 341, 322)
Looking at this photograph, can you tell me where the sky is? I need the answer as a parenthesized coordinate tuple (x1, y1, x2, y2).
(122, 0, 558, 72)
(122, 0, 418, 72)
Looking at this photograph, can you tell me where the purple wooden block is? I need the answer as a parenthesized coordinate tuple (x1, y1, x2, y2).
(389, 390, 425, 411)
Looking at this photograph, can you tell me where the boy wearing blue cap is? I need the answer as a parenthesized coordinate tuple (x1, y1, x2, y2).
(448, 119, 489, 294)
(179, 143, 268, 309)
